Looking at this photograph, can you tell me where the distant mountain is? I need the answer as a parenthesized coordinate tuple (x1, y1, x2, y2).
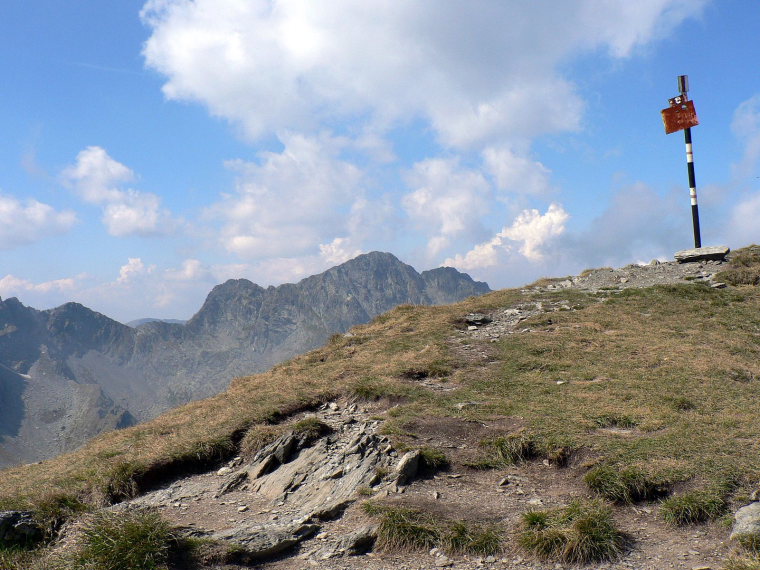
(126, 318, 187, 328)
(0, 252, 488, 467)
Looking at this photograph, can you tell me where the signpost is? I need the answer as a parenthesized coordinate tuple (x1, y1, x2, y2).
(661, 75, 701, 248)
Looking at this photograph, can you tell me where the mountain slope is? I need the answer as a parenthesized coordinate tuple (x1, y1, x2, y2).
(2, 247, 759, 569)
(0, 252, 488, 467)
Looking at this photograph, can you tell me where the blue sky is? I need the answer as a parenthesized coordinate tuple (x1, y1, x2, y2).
(2, 0, 760, 323)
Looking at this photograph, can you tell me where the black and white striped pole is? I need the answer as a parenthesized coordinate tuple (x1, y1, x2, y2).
(679, 76, 702, 248)
(661, 75, 702, 248)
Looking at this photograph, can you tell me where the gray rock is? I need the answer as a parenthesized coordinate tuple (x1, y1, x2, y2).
(0, 511, 42, 546)
(465, 313, 492, 326)
(213, 522, 320, 559)
(395, 449, 421, 485)
(731, 502, 760, 540)
(216, 471, 248, 497)
(674, 245, 730, 263)
(337, 524, 378, 555)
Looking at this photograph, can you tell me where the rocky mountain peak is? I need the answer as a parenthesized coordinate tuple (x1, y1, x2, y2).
(0, 252, 489, 468)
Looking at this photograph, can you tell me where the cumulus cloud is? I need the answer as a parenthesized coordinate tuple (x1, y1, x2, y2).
(141, 0, 706, 148)
(731, 94, 760, 180)
(726, 192, 760, 246)
(483, 146, 554, 197)
(0, 275, 77, 296)
(0, 193, 77, 250)
(445, 203, 569, 270)
(206, 133, 365, 259)
(61, 146, 178, 236)
(402, 158, 491, 256)
(117, 258, 153, 284)
(319, 237, 363, 265)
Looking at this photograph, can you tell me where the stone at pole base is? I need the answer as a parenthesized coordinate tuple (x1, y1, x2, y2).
(674, 245, 730, 263)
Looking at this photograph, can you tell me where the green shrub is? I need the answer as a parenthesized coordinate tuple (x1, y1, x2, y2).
(519, 500, 625, 563)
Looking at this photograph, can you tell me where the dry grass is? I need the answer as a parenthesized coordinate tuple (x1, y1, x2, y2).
(717, 245, 760, 286)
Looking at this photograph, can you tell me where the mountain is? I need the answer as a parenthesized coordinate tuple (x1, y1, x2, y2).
(125, 318, 187, 327)
(0, 252, 488, 468)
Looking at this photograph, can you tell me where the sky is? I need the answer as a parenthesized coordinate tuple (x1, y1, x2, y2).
(2, 0, 760, 324)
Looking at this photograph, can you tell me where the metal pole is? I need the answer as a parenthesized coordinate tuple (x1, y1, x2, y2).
(683, 126, 701, 248)
(678, 74, 702, 248)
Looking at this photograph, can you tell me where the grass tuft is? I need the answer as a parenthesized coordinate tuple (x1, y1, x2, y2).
(584, 464, 668, 504)
(419, 447, 450, 473)
(363, 502, 503, 555)
(593, 414, 639, 429)
(660, 487, 730, 525)
(33, 493, 90, 537)
(471, 433, 537, 469)
(370, 505, 440, 552)
(717, 245, 760, 286)
(441, 520, 502, 556)
(519, 500, 625, 563)
(292, 416, 331, 443)
(239, 424, 282, 459)
(51, 509, 174, 570)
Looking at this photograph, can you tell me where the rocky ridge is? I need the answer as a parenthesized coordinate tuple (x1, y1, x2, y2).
(0, 252, 488, 468)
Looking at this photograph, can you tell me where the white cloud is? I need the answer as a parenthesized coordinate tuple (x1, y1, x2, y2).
(61, 146, 178, 237)
(117, 258, 152, 284)
(0, 193, 77, 250)
(141, 0, 706, 148)
(206, 133, 365, 259)
(0, 275, 77, 296)
(166, 259, 207, 281)
(502, 203, 570, 260)
(726, 192, 760, 246)
(483, 146, 554, 197)
(402, 158, 491, 256)
(319, 237, 362, 265)
(60, 146, 133, 203)
(731, 94, 760, 180)
(445, 203, 569, 270)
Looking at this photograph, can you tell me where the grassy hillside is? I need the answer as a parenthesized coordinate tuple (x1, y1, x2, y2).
(2, 246, 760, 567)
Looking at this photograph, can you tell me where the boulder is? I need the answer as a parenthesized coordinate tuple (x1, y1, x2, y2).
(395, 449, 421, 485)
(674, 245, 730, 263)
(0, 511, 42, 546)
(464, 313, 492, 326)
(337, 524, 378, 554)
(731, 502, 760, 540)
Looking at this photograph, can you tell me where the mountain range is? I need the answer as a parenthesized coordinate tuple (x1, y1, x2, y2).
(0, 252, 488, 468)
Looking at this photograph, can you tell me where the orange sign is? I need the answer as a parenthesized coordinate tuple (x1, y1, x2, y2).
(661, 99, 699, 134)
